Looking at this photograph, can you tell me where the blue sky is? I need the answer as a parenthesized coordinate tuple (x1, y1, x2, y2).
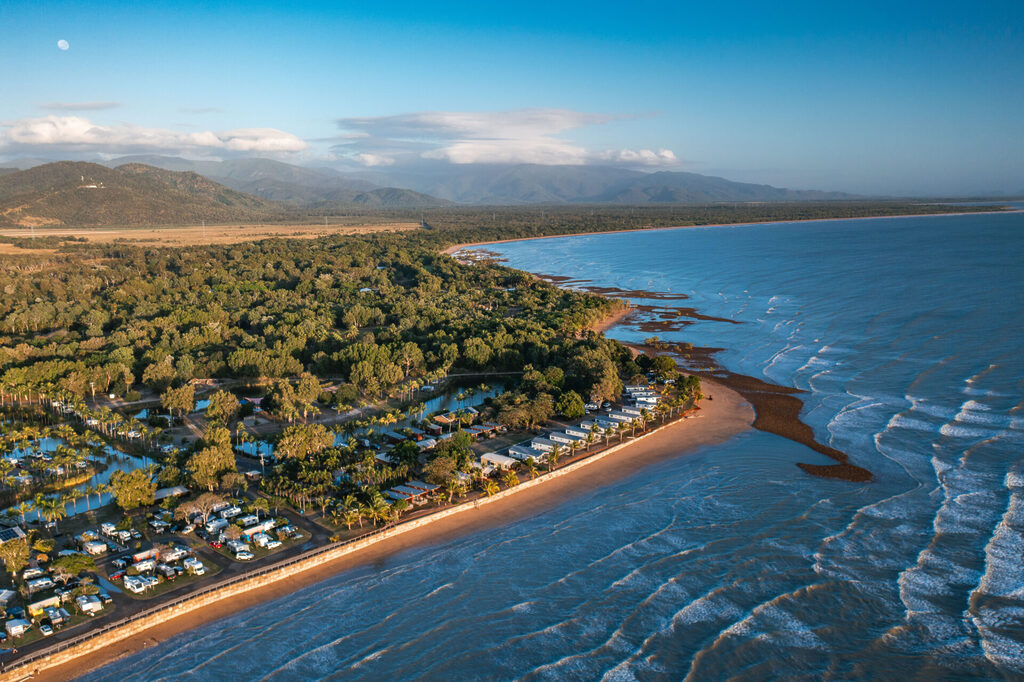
(1, 0, 1021, 195)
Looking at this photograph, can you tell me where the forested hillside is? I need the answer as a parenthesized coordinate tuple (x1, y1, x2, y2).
(0, 161, 282, 227)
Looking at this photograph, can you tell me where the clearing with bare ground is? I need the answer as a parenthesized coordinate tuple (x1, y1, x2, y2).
(0, 220, 421, 249)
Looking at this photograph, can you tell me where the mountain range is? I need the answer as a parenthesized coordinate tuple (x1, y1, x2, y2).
(0, 155, 860, 207)
(101, 156, 449, 209)
(356, 164, 858, 204)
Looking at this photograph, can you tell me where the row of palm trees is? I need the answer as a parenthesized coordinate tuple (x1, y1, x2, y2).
(5, 386, 165, 450)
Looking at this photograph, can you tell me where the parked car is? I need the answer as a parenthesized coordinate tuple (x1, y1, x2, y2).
(98, 592, 112, 604)
(181, 524, 195, 534)
(111, 558, 128, 570)
(265, 540, 282, 549)
(40, 624, 53, 636)
(235, 550, 254, 561)
(208, 540, 222, 549)
(109, 571, 125, 581)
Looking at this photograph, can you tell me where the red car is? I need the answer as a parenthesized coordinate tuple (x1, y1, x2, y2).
(109, 571, 125, 581)
(208, 540, 222, 549)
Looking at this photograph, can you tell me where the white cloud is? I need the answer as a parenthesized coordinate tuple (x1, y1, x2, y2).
(0, 115, 308, 155)
(354, 152, 395, 166)
(596, 148, 678, 165)
(334, 108, 679, 168)
(40, 101, 122, 111)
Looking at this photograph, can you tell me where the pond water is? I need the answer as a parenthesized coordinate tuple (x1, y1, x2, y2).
(4, 437, 154, 522)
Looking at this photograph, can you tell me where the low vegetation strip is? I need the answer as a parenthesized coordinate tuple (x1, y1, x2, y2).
(0, 408, 704, 680)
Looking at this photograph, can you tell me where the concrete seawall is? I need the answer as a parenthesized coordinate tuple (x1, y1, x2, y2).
(2, 416, 690, 680)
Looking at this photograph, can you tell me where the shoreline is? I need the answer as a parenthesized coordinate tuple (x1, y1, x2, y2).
(440, 207, 1020, 255)
(454, 231, 874, 481)
(20, 379, 753, 681)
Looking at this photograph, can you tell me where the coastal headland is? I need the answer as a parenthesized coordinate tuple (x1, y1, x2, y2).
(448, 226, 875, 482)
(9, 379, 752, 682)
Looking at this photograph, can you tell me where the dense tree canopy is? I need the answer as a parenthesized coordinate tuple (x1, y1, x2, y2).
(0, 233, 627, 412)
(109, 468, 157, 511)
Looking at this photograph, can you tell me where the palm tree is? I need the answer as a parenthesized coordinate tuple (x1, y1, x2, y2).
(13, 501, 33, 525)
(342, 509, 361, 530)
(357, 503, 372, 528)
(524, 458, 539, 480)
(369, 496, 391, 526)
(93, 483, 109, 510)
(483, 479, 499, 497)
(38, 497, 67, 531)
(502, 470, 519, 488)
(68, 488, 80, 515)
(443, 478, 461, 504)
(617, 422, 629, 442)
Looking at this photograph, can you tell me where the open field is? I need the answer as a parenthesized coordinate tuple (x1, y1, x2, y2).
(0, 243, 56, 255)
(0, 220, 422, 248)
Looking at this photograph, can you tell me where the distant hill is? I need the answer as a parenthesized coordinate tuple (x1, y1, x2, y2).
(105, 155, 450, 208)
(590, 170, 854, 203)
(0, 158, 51, 170)
(367, 164, 857, 204)
(0, 161, 282, 227)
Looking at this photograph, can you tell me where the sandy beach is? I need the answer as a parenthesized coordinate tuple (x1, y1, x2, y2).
(30, 379, 752, 681)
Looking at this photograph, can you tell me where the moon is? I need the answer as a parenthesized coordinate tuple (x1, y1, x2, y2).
(57, 39, 69, 50)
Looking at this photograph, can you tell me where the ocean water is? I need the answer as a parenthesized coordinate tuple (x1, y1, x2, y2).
(84, 210, 1024, 680)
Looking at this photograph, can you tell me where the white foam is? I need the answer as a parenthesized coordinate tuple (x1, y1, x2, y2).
(939, 423, 992, 439)
(886, 414, 938, 433)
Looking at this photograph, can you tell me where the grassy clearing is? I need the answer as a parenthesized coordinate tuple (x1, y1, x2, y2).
(0, 221, 421, 249)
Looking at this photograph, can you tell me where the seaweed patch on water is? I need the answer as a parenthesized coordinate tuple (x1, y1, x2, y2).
(453, 248, 508, 264)
(628, 303, 741, 332)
